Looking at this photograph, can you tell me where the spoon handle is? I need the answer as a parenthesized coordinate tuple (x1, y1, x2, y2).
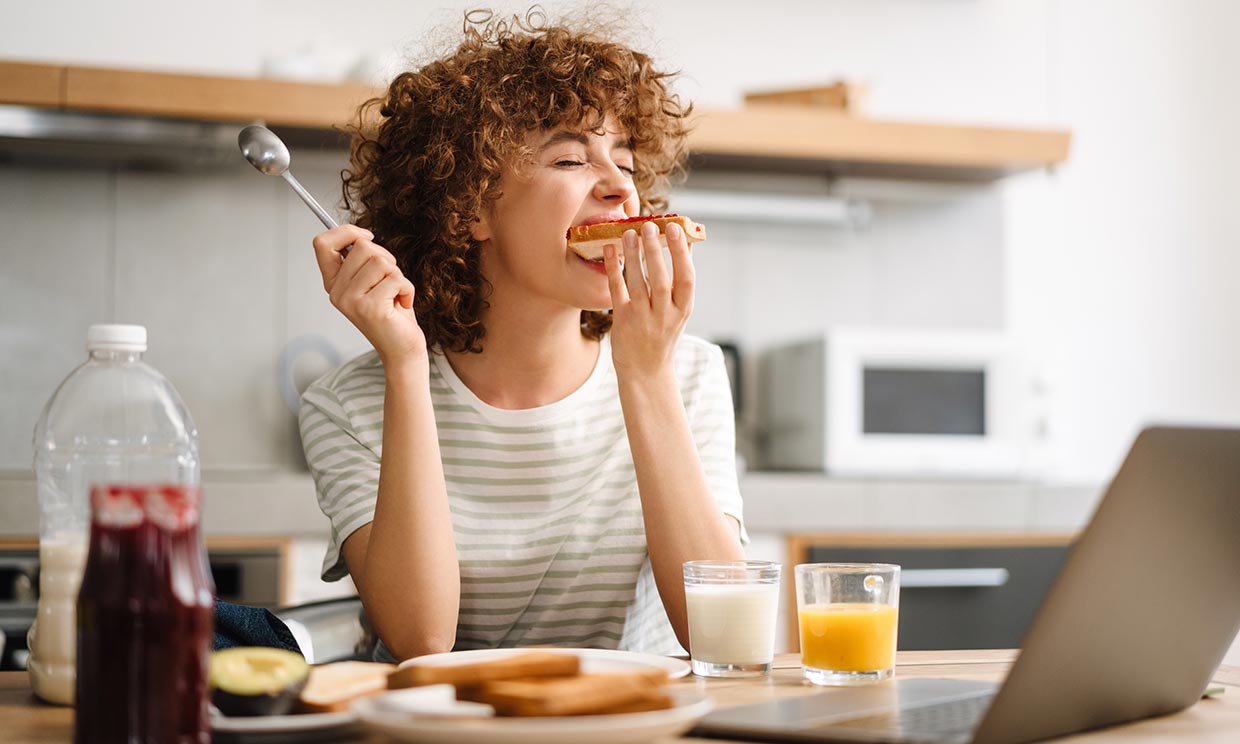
(282, 171, 338, 229)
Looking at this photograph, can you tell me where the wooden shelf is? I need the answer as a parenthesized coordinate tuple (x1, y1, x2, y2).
(689, 106, 1071, 181)
(0, 60, 1071, 180)
(64, 67, 376, 130)
(0, 62, 64, 108)
(0, 60, 377, 130)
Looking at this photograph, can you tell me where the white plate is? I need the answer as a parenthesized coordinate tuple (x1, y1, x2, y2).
(355, 689, 713, 744)
(210, 709, 355, 735)
(395, 647, 691, 679)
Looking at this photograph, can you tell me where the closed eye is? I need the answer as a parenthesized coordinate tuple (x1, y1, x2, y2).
(554, 159, 586, 168)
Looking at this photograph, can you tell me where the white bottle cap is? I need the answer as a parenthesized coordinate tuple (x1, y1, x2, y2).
(86, 324, 147, 352)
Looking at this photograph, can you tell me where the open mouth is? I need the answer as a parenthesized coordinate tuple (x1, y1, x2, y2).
(575, 253, 608, 272)
(569, 246, 622, 270)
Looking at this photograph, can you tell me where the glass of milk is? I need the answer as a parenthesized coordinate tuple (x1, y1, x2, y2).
(684, 560, 782, 677)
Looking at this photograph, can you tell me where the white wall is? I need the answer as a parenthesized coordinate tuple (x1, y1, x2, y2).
(1009, 1, 1240, 482)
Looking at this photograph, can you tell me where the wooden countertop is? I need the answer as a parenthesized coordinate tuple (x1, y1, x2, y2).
(4, 650, 1237, 742)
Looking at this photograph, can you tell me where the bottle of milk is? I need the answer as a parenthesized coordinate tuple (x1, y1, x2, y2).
(28, 324, 199, 705)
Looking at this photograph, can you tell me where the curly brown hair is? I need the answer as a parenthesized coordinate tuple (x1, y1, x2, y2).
(342, 7, 692, 354)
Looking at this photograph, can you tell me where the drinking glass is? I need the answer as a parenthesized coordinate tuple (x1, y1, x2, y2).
(684, 560, 781, 677)
(795, 563, 900, 685)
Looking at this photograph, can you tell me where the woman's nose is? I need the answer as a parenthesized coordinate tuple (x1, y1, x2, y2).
(594, 163, 635, 203)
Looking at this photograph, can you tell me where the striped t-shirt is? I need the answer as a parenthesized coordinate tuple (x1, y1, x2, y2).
(298, 333, 745, 655)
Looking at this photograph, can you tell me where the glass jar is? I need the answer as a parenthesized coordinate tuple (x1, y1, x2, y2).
(75, 484, 214, 743)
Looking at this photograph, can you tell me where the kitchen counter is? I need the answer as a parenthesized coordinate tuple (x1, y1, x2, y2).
(0, 471, 1097, 617)
(0, 472, 1102, 539)
(2, 651, 1236, 742)
(738, 472, 1101, 533)
(0, 473, 329, 539)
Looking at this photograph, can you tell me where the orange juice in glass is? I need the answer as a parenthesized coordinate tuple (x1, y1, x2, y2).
(795, 564, 900, 685)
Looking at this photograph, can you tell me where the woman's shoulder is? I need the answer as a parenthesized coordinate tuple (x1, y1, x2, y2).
(676, 334, 722, 355)
(673, 334, 726, 375)
(302, 349, 384, 407)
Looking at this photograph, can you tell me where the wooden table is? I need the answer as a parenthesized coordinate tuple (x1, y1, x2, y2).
(4, 651, 1238, 742)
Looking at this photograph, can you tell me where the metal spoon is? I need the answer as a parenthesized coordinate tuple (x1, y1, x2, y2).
(237, 124, 339, 230)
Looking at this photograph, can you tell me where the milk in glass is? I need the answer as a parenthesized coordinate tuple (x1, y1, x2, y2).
(683, 560, 782, 677)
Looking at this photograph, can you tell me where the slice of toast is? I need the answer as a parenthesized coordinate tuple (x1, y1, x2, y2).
(457, 670, 671, 716)
(297, 661, 395, 713)
(578, 692, 674, 716)
(387, 651, 580, 689)
(566, 214, 707, 261)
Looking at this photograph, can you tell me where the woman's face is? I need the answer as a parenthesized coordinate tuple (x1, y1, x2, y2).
(473, 113, 639, 315)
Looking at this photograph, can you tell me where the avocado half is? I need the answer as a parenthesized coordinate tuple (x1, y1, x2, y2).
(210, 647, 310, 717)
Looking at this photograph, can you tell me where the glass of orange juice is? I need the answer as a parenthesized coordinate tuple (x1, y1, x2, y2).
(795, 563, 900, 685)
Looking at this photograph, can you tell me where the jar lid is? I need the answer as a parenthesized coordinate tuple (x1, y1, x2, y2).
(87, 324, 147, 352)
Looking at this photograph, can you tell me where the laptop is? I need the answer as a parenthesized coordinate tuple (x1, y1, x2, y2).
(694, 426, 1240, 744)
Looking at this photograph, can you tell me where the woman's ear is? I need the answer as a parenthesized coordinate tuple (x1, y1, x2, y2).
(470, 213, 492, 242)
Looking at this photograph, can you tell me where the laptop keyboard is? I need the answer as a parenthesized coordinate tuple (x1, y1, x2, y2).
(823, 693, 994, 742)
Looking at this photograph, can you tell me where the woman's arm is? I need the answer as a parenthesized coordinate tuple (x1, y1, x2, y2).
(313, 225, 459, 659)
(615, 368, 744, 650)
(603, 222, 744, 650)
(341, 360, 459, 659)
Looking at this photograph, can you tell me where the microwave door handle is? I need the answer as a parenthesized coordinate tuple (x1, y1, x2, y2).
(900, 568, 1010, 589)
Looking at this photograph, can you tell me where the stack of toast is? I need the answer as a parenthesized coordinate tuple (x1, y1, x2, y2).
(387, 651, 674, 716)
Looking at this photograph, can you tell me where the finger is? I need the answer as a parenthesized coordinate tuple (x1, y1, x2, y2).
(331, 241, 378, 295)
(666, 221, 695, 309)
(603, 242, 629, 307)
(314, 225, 374, 290)
(351, 271, 404, 323)
(329, 241, 395, 306)
(397, 277, 416, 310)
(353, 249, 398, 295)
(366, 271, 408, 307)
(622, 229, 648, 303)
(643, 221, 673, 302)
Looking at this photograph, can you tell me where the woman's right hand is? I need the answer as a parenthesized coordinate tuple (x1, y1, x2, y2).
(312, 225, 427, 368)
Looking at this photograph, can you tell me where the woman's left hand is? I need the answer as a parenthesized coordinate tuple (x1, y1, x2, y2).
(603, 220, 695, 379)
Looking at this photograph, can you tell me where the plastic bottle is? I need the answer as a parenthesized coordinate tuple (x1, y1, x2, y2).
(28, 324, 199, 705)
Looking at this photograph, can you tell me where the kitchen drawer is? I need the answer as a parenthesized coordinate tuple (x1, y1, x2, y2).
(788, 534, 1074, 651)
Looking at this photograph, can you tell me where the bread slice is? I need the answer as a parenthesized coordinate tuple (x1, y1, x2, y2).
(297, 661, 395, 713)
(566, 214, 707, 261)
(582, 692, 674, 716)
(387, 651, 580, 689)
(457, 670, 670, 716)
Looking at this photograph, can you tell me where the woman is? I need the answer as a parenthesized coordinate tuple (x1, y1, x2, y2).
(299, 9, 746, 662)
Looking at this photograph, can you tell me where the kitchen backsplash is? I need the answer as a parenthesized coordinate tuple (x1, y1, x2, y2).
(0, 152, 1005, 474)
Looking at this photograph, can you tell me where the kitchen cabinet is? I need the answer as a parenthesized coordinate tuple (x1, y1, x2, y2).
(0, 59, 1070, 182)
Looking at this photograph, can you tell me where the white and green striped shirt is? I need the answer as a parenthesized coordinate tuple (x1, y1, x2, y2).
(298, 334, 745, 655)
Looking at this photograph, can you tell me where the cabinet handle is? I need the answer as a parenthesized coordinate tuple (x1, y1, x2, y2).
(901, 568, 1009, 588)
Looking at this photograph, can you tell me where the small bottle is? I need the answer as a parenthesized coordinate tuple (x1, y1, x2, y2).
(29, 324, 200, 705)
(75, 484, 214, 743)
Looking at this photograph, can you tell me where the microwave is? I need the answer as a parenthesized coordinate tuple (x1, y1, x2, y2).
(759, 328, 1030, 477)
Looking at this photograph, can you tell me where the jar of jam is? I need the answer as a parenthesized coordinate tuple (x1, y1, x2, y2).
(75, 485, 214, 743)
